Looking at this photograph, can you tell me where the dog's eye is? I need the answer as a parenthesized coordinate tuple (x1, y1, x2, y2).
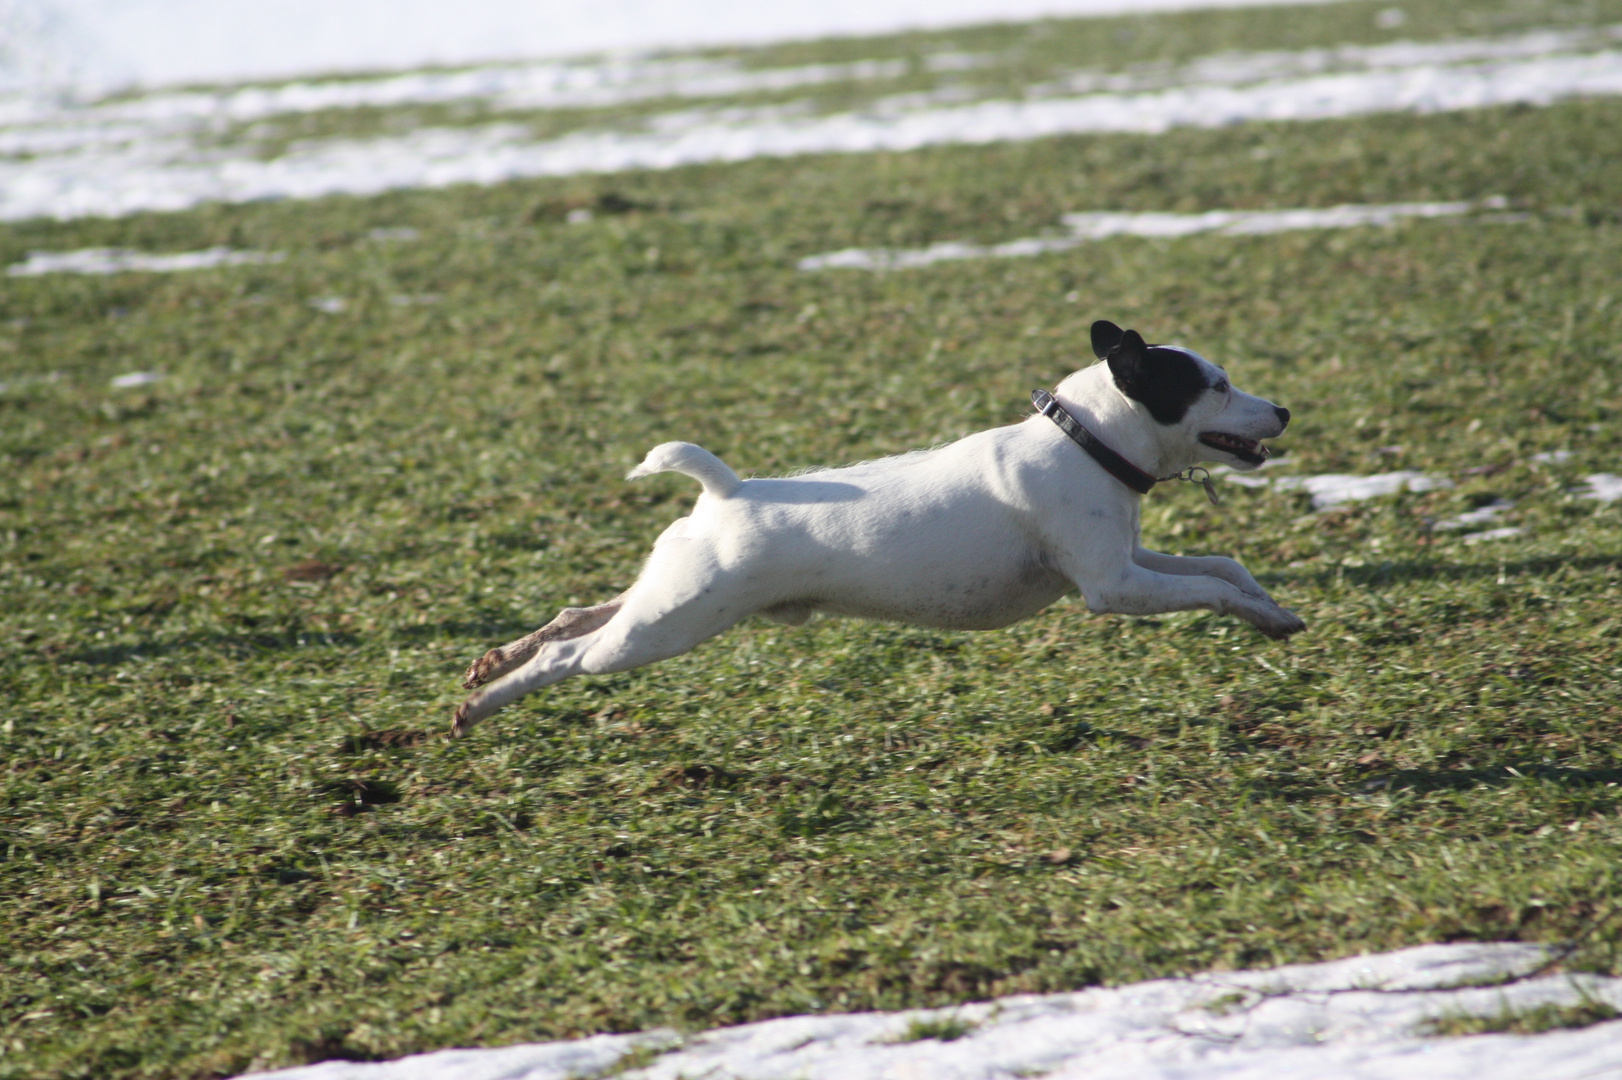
(1213, 379, 1229, 393)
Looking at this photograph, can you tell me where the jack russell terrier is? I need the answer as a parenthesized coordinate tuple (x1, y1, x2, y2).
(452, 320, 1303, 736)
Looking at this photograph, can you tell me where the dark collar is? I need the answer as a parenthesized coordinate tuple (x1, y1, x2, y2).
(1032, 388, 1158, 495)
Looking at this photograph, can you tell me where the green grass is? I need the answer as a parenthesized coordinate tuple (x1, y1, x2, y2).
(1424, 992, 1622, 1036)
(887, 1013, 978, 1043)
(4, 3, 1622, 1078)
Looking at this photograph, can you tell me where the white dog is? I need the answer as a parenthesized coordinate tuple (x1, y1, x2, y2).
(452, 320, 1304, 736)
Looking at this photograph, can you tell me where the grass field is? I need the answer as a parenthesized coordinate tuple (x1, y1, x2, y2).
(4, 1, 1622, 1076)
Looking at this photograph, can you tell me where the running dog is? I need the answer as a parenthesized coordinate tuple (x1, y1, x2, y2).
(453, 320, 1303, 736)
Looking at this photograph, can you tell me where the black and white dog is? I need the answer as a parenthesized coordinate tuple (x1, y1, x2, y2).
(453, 320, 1303, 736)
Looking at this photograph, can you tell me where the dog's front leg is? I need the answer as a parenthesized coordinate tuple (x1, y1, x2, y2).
(1132, 547, 1274, 603)
(1076, 562, 1305, 639)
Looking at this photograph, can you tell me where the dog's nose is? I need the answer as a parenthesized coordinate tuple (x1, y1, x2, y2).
(1274, 405, 1290, 426)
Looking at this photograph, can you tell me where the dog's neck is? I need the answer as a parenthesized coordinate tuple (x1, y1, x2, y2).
(1051, 363, 1183, 479)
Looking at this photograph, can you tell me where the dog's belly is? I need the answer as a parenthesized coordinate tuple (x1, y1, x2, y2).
(805, 561, 1072, 630)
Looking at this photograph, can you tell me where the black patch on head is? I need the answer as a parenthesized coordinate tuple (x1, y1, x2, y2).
(1097, 326, 1209, 425)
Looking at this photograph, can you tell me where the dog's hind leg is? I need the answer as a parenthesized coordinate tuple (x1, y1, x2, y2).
(451, 564, 756, 737)
(462, 591, 628, 690)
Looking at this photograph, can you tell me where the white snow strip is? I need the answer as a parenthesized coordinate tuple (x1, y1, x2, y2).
(801, 234, 1082, 270)
(241, 943, 1622, 1080)
(1462, 526, 1526, 544)
(1067, 199, 1503, 237)
(5, 37, 1622, 221)
(1267, 471, 1453, 510)
(11, 26, 1609, 156)
(2, 0, 1356, 95)
(0, 56, 912, 150)
(109, 371, 164, 388)
(1579, 473, 1622, 502)
(6, 247, 284, 275)
(1436, 499, 1514, 530)
(799, 200, 1500, 270)
(1029, 25, 1622, 98)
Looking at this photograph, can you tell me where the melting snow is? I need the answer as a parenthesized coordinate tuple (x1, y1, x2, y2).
(7, 247, 284, 275)
(1262, 471, 1453, 510)
(799, 200, 1505, 270)
(242, 943, 1622, 1080)
(109, 371, 164, 388)
(0, 56, 911, 148)
(2, 0, 1351, 94)
(1579, 474, 1622, 502)
(1436, 499, 1514, 530)
(1462, 526, 1527, 544)
(4, 29, 1622, 221)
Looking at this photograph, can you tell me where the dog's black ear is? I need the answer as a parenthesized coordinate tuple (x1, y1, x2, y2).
(1091, 320, 1125, 360)
(1104, 328, 1150, 391)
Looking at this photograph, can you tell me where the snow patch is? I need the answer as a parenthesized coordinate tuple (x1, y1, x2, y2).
(1436, 499, 1514, 530)
(7, 247, 284, 276)
(1578, 473, 1622, 502)
(1267, 471, 1453, 510)
(0, 55, 911, 148)
(5, 0, 1354, 95)
(241, 943, 1622, 1080)
(109, 371, 164, 388)
(1462, 526, 1526, 544)
(5, 31, 1622, 221)
(799, 200, 1503, 270)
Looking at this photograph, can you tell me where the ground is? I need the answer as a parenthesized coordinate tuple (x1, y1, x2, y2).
(2, 1, 1622, 1076)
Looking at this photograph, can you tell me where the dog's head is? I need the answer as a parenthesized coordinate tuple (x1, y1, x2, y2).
(1091, 320, 1289, 472)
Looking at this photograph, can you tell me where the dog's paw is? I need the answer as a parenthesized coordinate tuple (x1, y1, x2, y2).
(462, 648, 503, 690)
(450, 698, 478, 738)
(1256, 606, 1307, 639)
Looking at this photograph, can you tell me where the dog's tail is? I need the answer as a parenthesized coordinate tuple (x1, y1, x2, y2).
(626, 441, 742, 498)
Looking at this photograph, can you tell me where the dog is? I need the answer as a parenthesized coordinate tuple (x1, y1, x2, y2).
(452, 320, 1304, 736)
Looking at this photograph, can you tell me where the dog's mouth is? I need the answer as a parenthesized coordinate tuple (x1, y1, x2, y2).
(1199, 431, 1269, 465)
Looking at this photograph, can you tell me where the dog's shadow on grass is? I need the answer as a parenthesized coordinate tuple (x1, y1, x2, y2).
(388, 618, 536, 645)
(1265, 553, 1622, 589)
(44, 628, 365, 668)
(1362, 764, 1622, 793)
(42, 552, 1620, 671)
(47, 613, 541, 668)
(1241, 763, 1622, 805)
